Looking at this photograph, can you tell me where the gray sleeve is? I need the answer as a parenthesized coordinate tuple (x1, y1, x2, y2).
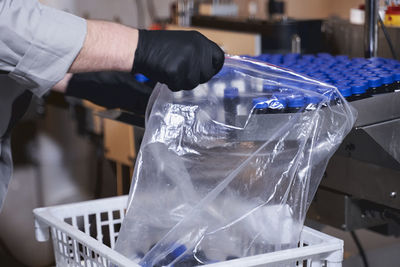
(0, 0, 87, 97)
(0, 137, 12, 211)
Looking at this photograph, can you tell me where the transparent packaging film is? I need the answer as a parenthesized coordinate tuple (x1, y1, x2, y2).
(114, 56, 357, 266)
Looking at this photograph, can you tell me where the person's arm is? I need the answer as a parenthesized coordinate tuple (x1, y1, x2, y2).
(0, 0, 87, 97)
(69, 24, 225, 92)
(52, 74, 73, 93)
(62, 72, 153, 116)
(69, 20, 138, 73)
(1, 0, 224, 97)
(0, 1, 139, 95)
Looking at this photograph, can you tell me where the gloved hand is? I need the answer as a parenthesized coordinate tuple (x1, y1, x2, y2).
(132, 30, 225, 91)
(65, 72, 153, 115)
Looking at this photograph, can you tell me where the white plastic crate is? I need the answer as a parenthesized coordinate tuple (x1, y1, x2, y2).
(34, 196, 343, 267)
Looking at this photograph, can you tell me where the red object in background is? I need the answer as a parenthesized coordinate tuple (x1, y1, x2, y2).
(385, 5, 400, 26)
(149, 23, 165, 30)
(387, 5, 400, 15)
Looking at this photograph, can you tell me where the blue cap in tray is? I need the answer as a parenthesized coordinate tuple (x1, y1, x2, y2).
(351, 84, 368, 94)
(367, 77, 383, 88)
(223, 87, 239, 99)
(252, 97, 269, 109)
(380, 73, 394, 84)
(394, 72, 400, 81)
(171, 244, 187, 258)
(287, 94, 305, 108)
(305, 94, 323, 105)
(263, 83, 278, 91)
(338, 86, 352, 97)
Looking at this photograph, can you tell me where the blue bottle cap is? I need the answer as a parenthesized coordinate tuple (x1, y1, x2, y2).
(338, 86, 352, 97)
(305, 94, 323, 105)
(338, 61, 351, 67)
(377, 72, 391, 77)
(135, 74, 149, 83)
(256, 54, 270, 62)
(351, 84, 368, 94)
(352, 80, 368, 87)
(272, 93, 288, 104)
(380, 73, 394, 84)
(365, 63, 382, 69)
(317, 87, 336, 100)
(214, 67, 234, 78)
(223, 87, 239, 99)
(263, 83, 277, 91)
(285, 80, 301, 88)
(367, 77, 383, 87)
(171, 245, 187, 258)
(302, 55, 315, 61)
(361, 71, 375, 77)
(305, 84, 319, 91)
(348, 79, 362, 85)
(284, 53, 300, 59)
(336, 55, 349, 61)
(287, 94, 305, 108)
(329, 74, 342, 79)
(335, 79, 350, 85)
(381, 64, 393, 70)
(269, 95, 287, 110)
(253, 97, 269, 109)
(352, 57, 369, 64)
(349, 75, 365, 80)
(394, 72, 400, 81)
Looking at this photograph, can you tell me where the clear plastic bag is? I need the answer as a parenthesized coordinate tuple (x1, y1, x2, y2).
(114, 56, 357, 266)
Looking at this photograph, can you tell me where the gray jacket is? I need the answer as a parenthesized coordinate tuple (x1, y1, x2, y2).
(0, 0, 87, 209)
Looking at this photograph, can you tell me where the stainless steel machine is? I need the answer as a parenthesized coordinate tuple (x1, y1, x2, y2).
(308, 91, 400, 235)
(307, 0, 400, 236)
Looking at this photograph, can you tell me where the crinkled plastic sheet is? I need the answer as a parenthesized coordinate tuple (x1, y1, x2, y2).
(114, 56, 357, 266)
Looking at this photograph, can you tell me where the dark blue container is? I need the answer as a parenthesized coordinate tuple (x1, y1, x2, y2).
(338, 85, 352, 100)
(317, 87, 339, 104)
(155, 245, 187, 267)
(252, 97, 269, 114)
(305, 94, 323, 109)
(263, 83, 278, 92)
(350, 84, 370, 101)
(223, 87, 239, 125)
(335, 79, 350, 85)
(224, 87, 239, 100)
(286, 93, 305, 113)
(269, 94, 287, 113)
(367, 76, 383, 94)
(335, 55, 349, 61)
(380, 73, 395, 93)
(302, 54, 316, 61)
(394, 72, 400, 91)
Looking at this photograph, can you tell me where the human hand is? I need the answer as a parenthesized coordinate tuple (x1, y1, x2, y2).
(132, 30, 225, 91)
(65, 72, 153, 115)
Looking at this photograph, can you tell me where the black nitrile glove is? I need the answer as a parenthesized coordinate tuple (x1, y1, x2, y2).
(132, 30, 225, 91)
(65, 72, 153, 116)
